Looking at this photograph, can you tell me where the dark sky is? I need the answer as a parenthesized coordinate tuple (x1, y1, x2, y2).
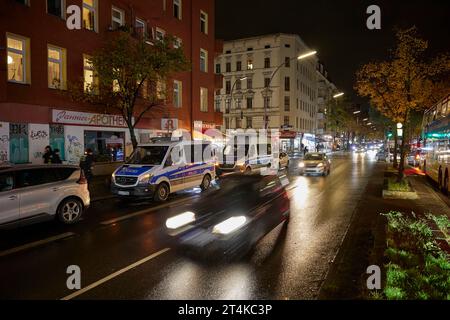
(215, 0, 450, 104)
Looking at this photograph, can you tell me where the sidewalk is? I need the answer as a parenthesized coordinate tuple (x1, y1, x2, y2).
(89, 175, 114, 202)
(319, 164, 450, 299)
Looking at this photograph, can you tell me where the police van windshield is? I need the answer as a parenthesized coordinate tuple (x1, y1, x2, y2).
(127, 146, 169, 165)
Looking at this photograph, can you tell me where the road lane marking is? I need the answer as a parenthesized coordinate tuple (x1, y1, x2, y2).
(60, 247, 171, 300)
(100, 197, 196, 225)
(0, 232, 76, 258)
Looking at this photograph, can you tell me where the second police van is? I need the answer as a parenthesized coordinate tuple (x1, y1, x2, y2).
(111, 138, 215, 201)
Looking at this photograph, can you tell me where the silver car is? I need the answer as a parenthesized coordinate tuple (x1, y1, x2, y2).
(0, 164, 90, 228)
(298, 152, 331, 176)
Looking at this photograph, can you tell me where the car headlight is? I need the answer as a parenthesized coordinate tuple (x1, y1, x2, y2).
(111, 172, 116, 183)
(298, 162, 305, 168)
(212, 216, 247, 235)
(166, 211, 196, 229)
(138, 173, 153, 184)
(317, 163, 324, 168)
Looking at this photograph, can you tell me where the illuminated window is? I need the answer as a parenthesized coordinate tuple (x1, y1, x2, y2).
(157, 79, 166, 99)
(48, 45, 66, 89)
(83, 55, 95, 93)
(83, 0, 97, 32)
(155, 27, 165, 41)
(200, 87, 208, 112)
(173, 37, 182, 49)
(200, 11, 208, 34)
(247, 59, 253, 70)
(173, 80, 182, 108)
(200, 49, 208, 72)
(7, 34, 29, 83)
(112, 7, 125, 30)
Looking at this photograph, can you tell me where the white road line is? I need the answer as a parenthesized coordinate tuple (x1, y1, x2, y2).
(100, 197, 195, 225)
(0, 232, 76, 258)
(60, 247, 171, 300)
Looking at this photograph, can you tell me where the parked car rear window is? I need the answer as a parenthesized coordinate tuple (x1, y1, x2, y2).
(16, 169, 60, 188)
(55, 168, 77, 181)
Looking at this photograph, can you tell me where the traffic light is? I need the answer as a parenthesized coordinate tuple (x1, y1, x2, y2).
(387, 126, 393, 138)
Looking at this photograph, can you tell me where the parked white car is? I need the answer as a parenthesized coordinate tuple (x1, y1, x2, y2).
(0, 164, 90, 227)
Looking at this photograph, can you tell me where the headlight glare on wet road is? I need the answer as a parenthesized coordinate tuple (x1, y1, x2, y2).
(166, 211, 196, 229)
(212, 216, 247, 235)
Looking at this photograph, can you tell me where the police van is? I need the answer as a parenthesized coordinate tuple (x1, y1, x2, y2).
(216, 133, 278, 175)
(111, 138, 215, 201)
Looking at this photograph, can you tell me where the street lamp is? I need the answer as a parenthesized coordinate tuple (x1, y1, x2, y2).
(262, 50, 317, 129)
(353, 110, 361, 114)
(230, 76, 247, 128)
(333, 92, 344, 99)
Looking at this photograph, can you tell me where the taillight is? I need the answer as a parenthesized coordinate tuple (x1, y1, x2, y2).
(77, 170, 88, 184)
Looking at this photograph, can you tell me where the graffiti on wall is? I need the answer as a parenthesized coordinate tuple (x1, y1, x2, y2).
(67, 135, 83, 164)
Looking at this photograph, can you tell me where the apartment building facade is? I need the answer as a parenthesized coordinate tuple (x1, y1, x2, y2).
(316, 61, 337, 141)
(214, 33, 318, 152)
(0, 0, 222, 165)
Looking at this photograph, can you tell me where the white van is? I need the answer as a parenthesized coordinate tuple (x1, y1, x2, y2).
(111, 138, 215, 201)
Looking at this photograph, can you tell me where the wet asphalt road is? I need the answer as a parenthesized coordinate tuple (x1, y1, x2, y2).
(0, 152, 381, 299)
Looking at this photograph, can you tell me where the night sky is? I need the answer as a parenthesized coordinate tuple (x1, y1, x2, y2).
(215, 0, 450, 104)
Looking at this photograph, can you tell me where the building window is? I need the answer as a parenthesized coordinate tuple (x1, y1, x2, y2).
(83, 0, 97, 32)
(264, 45, 271, 49)
(225, 50, 231, 54)
(47, 0, 65, 18)
(200, 87, 208, 112)
(225, 80, 231, 94)
(15, 0, 30, 5)
(246, 117, 252, 128)
(215, 99, 221, 112)
(236, 61, 242, 71)
(285, 44, 290, 48)
(6, 34, 29, 84)
(200, 49, 208, 72)
(226, 62, 231, 72)
(264, 96, 270, 109)
(156, 78, 166, 100)
(83, 55, 96, 93)
(225, 117, 230, 129)
(247, 59, 253, 70)
(84, 131, 125, 162)
(112, 7, 125, 30)
(284, 116, 290, 126)
(9, 123, 29, 164)
(264, 57, 270, 68)
(173, 0, 182, 20)
(48, 45, 66, 89)
(135, 18, 147, 38)
(247, 78, 252, 89)
(284, 96, 290, 111)
(264, 77, 270, 87)
(285, 57, 290, 67)
(284, 77, 290, 91)
(155, 28, 165, 41)
(236, 80, 242, 91)
(247, 97, 253, 109)
(200, 11, 208, 34)
(225, 99, 231, 112)
(173, 80, 182, 108)
(215, 63, 221, 74)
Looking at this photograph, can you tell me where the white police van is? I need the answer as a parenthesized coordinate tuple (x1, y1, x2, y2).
(111, 138, 215, 201)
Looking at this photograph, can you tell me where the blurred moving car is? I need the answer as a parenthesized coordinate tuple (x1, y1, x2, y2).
(279, 152, 290, 169)
(375, 150, 388, 162)
(298, 152, 331, 176)
(0, 164, 90, 228)
(165, 174, 290, 260)
(354, 146, 366, 153)
(407, 150, 425, 167)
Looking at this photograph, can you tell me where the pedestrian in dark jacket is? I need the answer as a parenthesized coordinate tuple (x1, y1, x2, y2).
(53, 149, 62, 164)
(80, 148, 94, 184)
(43, 146, 53, 164)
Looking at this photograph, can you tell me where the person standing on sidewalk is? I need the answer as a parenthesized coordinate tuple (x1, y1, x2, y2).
(53, 149, 62, 164)
(42, 146, 54, 164)
(80, 148, 94, 185)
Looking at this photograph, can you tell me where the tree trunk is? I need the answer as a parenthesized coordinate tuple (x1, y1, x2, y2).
(397, 113, 409, 182)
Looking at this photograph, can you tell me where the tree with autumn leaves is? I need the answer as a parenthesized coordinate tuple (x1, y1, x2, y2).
(355, 27, 450, 180)
(69, 30, 189, 151)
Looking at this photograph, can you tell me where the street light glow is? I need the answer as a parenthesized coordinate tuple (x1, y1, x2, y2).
(333, 92, 344, 98)
(353, 110, 361, 114)
(363, 118, 369, 121)
(239, 76, 247, 81)
(367, 122, 372, 125)
(7, 55, 13, 64)
(297, 51, 317, 60)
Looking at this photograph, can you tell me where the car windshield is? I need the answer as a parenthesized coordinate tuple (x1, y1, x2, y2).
(223, 144, 250, 156)
(304, 153, 324, 161)
(126, 146, 169, 165)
